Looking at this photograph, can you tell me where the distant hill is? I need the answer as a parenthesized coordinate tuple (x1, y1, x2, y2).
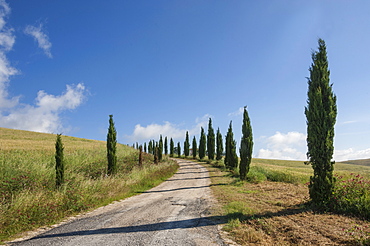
(340, 159, 370, 167)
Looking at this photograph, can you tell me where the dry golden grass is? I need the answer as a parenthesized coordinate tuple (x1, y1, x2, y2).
(201, 160, 370, 245)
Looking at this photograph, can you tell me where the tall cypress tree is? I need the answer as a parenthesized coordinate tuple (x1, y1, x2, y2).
(170, 138, 174, 157)
(192, 136, 197, 159)
(305, 39, 337, 207)
(184, 131, 190, 158)
(148, 141, 152, 154)
(164, 136, 168, 155)
(144, 142, 147, 153)
(55, 134, 64, 189)
(177, 142, 181, 158)
(225, 121, 238, 169)
(107, 114, 117, 175)
(239, 107, 253, 180)
(207, 118, 215, 160)
(158, 135, 163, 161)
(216, 128, 223, 161)
(199, 127, 206, 160)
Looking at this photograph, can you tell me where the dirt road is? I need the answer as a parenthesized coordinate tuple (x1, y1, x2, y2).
(10, 159, 226, 246)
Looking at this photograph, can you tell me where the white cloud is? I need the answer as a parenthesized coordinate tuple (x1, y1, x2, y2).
(127, 114, 211, 142)
(228, 107, 244, 117)
(24, 23, 52, 58)
(0, 83, 86, 133)
(0, 2, 86, 133)
(257, 131, 307, 160)
(334, 148, 370, 162)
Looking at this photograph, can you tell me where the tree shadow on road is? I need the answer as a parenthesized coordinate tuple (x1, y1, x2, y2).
(17, 215, 227, 242)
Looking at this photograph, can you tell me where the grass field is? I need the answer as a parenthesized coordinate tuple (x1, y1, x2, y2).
(0, 127, 178, 243)
(195, 158, 370, 245)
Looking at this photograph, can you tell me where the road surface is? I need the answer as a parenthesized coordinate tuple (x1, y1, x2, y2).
(10, 159, 226, 246)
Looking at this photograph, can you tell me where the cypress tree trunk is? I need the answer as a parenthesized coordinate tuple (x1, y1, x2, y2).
(164, 136, 168, 155)
(239, 107, 253, 180)
(216, 128, 223, 161)
(177, 142, 181, 158)
(184, 131, 190, 158)
(192, 136, 197, 159)
(199, 127, 206, 160)
(170, 138, 174, 157)
(107, 114, 117, 175)
(207, 118, 215, 160)
(55, 134, 64, 189)
(305, 39, 337, 208)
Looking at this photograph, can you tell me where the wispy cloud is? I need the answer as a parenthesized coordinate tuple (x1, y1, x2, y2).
(24, 23, 52, 58)
(257, 131, 307, 160)
(126, 114, 211, 143)
(228, 107, 244, 117)
(334, 148, 370, 162)
(0, 2, 87, 133)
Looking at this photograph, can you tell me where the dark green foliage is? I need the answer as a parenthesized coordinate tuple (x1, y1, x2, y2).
(216, 128, 223, 161)
(177, 142, 181, 158)
(305, 39, 337, 208)
(138, 145, 143, 167)
(199, 127, 206, 160)
(144, 142, 147, 153)
(239, 107, 253, 180)
(225, 121, 238, 170)
(164, 136, 168, 155)
(55, 134, 64, 189)
(107, 115, 117, 175)
(170, 138, 174, 157)
(184, 131, 190, 157)
(158, 135, 163, 161)
(154, 142, 159, 164)
(192, 136, 197, 159)
(207, 118, 215, 160)
(148, 141, 152, 154)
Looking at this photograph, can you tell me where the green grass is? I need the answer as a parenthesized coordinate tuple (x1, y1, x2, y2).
(0, 127, 178, 243)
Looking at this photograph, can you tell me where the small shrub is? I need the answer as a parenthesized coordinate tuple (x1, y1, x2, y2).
(333, 173, 370, 219)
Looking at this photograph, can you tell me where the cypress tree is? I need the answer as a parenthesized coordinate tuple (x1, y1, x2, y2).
(177, 142, 181, 158)
(216, 128, 223, 161)
(192, 136, 197, 159)
(107, 114, 117, 175)
(184, 131, 190, 158)
(164, 136, 168, 155)
(170, 138, 174, 157)
(225, 121, 238, 169)
(305, 39, 337, 207)
(138, 145, 143, 167)
(159, 135, 163, 161)
(55, 134, 64, 189)
(154, 143, 159, 164)
(199, 127, 206, 160)
(207, 118, 215, 160)
(239, 107, 253, 180)
(144, 142, 147, 153)
(148, 141, 153, 154)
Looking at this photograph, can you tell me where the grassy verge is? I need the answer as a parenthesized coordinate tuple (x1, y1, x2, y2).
(194, 158, 370, 245)
(0, 128, 178, 243)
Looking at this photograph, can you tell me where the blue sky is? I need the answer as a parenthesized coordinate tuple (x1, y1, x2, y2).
(0, 0, 370, 161)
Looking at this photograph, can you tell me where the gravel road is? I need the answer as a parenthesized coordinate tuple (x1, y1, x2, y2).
(10, 159, 226, 246)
